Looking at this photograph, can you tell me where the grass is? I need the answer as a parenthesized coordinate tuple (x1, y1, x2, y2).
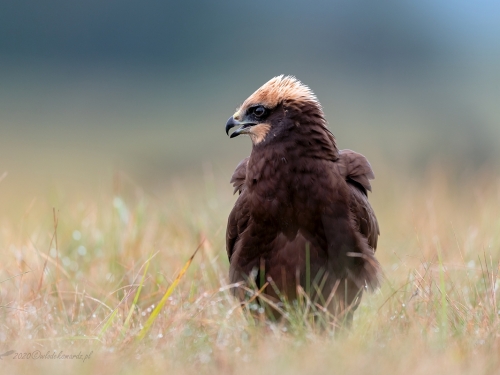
(1, 163, 500, 374)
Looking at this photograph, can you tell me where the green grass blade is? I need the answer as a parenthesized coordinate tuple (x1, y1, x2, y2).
(137, 240, 203, 341)
(121, 254, 152, 336)
(99, 308, 119, 337)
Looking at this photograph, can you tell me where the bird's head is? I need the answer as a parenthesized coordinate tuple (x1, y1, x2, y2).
(225, 75, 327, 145)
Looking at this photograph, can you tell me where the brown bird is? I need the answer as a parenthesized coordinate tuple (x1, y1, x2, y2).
(225, 75, 380, 324)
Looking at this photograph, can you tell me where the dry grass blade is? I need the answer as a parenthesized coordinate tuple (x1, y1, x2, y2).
(136, 239, 204, 341)
(36, 208, 58, 295)
(0, 305, 29, 312)
(0, 271, 30, 284)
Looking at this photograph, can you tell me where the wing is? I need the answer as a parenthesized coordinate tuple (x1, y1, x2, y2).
(320, 150, 380, 290)
(338, 149, 379, 251)
(230, 157, 249, 195)
(348, 182, 379, 250)
(226, 191, 250, 261)
(226, 159, 251, 261)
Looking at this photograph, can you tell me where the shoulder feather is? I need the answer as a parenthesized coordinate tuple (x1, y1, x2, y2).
(338, 149, 375, 193)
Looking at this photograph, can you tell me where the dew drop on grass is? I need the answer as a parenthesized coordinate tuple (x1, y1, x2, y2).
(113, 197, 130, 224)
(199, 353, 211, 364)
(72, 230, 82, 241)
(77, 246, 87, 256)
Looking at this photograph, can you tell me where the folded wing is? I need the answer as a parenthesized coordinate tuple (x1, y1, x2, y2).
(338, 149, 379, 251)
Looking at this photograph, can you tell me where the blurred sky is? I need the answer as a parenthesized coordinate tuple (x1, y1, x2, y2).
(1, 1, 499, 202)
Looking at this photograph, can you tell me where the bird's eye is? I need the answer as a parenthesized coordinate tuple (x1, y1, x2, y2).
(252, 106, 266, 118)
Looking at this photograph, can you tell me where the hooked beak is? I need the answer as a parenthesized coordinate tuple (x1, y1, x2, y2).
(225, 116, 256, 138)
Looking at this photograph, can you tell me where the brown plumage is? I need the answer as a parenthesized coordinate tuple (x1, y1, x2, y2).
(225, 75, 380, 323)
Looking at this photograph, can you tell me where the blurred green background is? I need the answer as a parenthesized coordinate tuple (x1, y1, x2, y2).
(1, 1, 499, 208)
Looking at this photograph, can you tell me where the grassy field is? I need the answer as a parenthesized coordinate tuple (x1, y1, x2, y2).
(1, 161, 500, 375)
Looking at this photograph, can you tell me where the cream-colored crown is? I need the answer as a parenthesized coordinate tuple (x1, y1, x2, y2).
(239, 75, 321, 113)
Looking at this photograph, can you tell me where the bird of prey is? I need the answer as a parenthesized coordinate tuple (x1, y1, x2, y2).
(225, 75, 380, 324)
